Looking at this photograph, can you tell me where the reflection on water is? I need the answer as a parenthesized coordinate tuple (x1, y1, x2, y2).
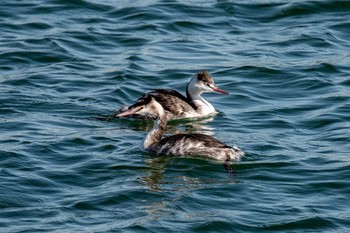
(100, 113, 217, 136)
(169, 116, 216, 136)
(141, 157, 168, 192)
(139, 157, 239, 222)
(141, 156, 238, 192)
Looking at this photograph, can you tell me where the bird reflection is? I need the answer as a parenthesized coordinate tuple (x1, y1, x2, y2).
(140, 156, 169, 192)
(102, 113, 217, 136)
(140, 156, 238, 192)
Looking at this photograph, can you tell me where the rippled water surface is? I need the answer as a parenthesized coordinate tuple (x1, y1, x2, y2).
(1, 0, 350, 232)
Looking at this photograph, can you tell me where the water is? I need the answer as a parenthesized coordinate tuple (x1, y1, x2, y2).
(1, 0, 350, 232)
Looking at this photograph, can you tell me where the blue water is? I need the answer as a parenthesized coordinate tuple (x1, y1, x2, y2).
(1, 0, 350, 232)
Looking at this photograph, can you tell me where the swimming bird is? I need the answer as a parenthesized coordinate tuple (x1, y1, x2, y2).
(117, 71, 229, 120)
(117, 94, 244, 173)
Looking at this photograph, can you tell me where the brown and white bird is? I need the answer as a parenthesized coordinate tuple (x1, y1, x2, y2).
(117, 71, 229, 120)
(117, 94, 244, 173)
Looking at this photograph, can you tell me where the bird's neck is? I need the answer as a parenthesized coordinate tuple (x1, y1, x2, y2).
(143, 111, 167, 151)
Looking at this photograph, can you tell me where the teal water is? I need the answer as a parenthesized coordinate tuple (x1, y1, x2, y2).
(1, 0, 350, 232)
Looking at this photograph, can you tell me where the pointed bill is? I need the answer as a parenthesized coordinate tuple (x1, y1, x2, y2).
(211, 85, 230, 95)
(116, 106, 143, 117)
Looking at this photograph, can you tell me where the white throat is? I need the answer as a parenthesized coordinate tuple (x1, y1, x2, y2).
(187, 78, 216, 115)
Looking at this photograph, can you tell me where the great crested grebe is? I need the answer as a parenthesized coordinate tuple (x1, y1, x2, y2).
(117, 94, 244, 173)
(117, 71, 229, 120)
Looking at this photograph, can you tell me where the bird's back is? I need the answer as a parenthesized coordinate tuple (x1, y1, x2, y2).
(151, 133, 243, 161)
(149, 89, 197, 119)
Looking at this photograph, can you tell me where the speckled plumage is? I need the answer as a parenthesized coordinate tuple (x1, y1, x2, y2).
(148, 89, 197, 119)
(151, 133, 243, 162)
(117, 94, 244, 171)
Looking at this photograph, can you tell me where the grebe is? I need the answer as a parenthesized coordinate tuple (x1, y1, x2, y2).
(117, 71, 229, 120)
(117, 94, 244, 173)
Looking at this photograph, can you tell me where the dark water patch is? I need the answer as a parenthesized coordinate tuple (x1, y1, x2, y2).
(329, 22, 350, 46)
(1, 21, 52, 31)
(1, 50, 69, 65)
(234, 65, 286, 78)
(0, 151, 31, 170)
(191, 219, 241, 232)
(224, 1, 350, 23)
(340, 76, 350, 86)
(305, 62, 341, 74)
(259, 216, 338, 231)
(264, 34, 335, 51)
(168, 20, 217, 33)
(106, 33, 150, 48)
(20, 0, 114, 14)
(109, 5, 166, 21)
